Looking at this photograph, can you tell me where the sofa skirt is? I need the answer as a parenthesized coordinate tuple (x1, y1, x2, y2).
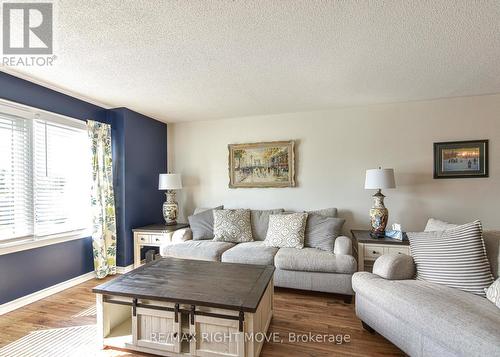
(273, 268, 353, 295)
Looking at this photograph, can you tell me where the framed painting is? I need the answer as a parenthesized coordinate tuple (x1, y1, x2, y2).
(228, 140, 295, 188)
(434, 140, 488, 179)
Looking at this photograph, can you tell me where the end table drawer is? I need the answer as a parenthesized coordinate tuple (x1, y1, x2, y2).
(137, 234, 151, 244)
(364, 245, 384, 259)
(150, 235, 164, 244)
(385, 246, 410, 256)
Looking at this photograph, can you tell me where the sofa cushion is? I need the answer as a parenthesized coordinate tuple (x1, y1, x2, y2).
(251, 209, 284, 241)
(408, 220, 494, 296)
(274, 247, 356, 274)
(188, 205, 223, 240)
(483, 230, 500, 279)
(352, 272, 500, 357)
(264, 212, 308, 249)
(283, 207, 338, 218)
(424, 218, 459, 232)
(305, 213, 345, 252)
(161, 240, 235, 262)
(213, 209, 253, 243)
(221, 241, 279, 265)
(308, 207, 338, 218)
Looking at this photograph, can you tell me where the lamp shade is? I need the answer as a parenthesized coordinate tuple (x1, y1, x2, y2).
(364, 168, 396, 189)
(159, 173, 182, 190)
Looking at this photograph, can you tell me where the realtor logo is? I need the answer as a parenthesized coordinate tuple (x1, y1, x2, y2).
(2, 2, 53, 54)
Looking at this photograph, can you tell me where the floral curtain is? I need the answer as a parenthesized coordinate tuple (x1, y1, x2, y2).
(88, 120, 117, 279)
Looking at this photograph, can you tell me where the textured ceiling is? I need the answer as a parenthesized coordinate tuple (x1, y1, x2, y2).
(4, 1, 500, 123)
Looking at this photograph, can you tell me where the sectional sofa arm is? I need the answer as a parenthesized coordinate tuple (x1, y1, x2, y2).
(334, 236, 352, 255)
(171, 228, 193, 244)
(372, 254, 416, 280)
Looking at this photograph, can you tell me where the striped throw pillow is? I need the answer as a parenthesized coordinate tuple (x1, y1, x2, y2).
(408, 220, 494, 297)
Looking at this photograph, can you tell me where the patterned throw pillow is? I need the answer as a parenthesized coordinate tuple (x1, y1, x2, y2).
(485, 278, 500, 308)
(213, 209, 253, 243)
(408, 220, 494, 297)
(264, 213, 308, 249)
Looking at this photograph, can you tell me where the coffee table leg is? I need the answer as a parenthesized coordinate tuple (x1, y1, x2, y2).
(96, 294, 105, 349)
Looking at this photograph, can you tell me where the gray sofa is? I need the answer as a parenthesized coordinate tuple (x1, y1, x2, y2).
(352, 231, 500, 357)
(160, 208, 356, 300)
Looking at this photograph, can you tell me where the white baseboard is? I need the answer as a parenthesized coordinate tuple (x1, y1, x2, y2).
(0, 264, 135, 316)
(0, 271, 95, 315)
(116, 264, 134, 274)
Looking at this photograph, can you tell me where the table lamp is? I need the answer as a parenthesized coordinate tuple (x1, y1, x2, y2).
(158, 173, 182, 225)
(364, 168, 396, 237)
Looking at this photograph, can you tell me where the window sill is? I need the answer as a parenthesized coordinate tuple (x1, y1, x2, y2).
(0, 230, 91, 256)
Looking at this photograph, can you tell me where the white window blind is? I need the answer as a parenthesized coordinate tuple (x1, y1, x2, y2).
(33, 120, 91, 237)
(0, 100, 91, 244)
(0, 112, 33, 240)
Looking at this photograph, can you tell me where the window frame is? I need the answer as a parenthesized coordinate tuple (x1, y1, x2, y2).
(0, 98, 92, 255)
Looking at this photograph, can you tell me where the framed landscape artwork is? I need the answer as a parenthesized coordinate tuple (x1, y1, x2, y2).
(434, 140, 488, 179)
(228, 140, 295, 188)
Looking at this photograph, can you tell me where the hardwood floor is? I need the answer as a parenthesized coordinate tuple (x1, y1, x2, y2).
(0, 277, 403, 356)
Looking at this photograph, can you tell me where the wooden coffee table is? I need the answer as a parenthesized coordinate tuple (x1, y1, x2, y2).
(93, 258, 275, 357)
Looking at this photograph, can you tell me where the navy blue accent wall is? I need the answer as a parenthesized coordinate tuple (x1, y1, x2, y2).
(109, 108, 167, 266)
(0, 72, 109, 123)
(0, 72, 167, 304)
(0, 238, 94, 304)
(0, 72, 107, 305)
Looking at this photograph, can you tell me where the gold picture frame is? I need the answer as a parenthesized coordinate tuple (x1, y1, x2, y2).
(228, 140, 295, 188)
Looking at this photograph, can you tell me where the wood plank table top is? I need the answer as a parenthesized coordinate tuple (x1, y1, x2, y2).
(93, 258, 275, 312)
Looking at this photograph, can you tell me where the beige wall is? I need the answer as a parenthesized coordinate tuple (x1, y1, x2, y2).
(168, 94, 500, 233)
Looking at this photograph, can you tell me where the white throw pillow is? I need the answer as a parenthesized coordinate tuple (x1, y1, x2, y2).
(264, 213, 308, 249)
(213, 209, 253, 243)
(171, 228, 192, 244)
(424, 218, 459, 232)
(485, 278, 500, 308)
